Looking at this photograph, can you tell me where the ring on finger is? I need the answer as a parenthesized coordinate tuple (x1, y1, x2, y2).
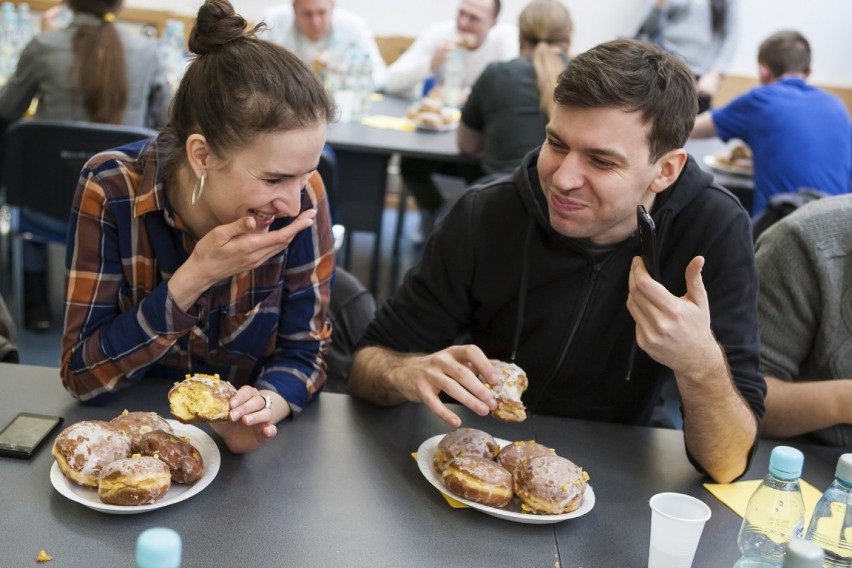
(262, 394, 272, 411)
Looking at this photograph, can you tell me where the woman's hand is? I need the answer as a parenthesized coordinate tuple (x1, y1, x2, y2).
(210, 386, 290, 453)
(168, 210, 316, 311)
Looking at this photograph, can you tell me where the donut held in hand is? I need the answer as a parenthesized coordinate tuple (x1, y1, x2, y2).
(484, 362, 528, 423)
(168, 373, 237, 423)
(441, 456, 513, 507)
(52, 420, 131, 487)
(98, 455, 172, 505)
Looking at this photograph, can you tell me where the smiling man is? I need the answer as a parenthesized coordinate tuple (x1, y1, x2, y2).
(261, 0, 387, 88)
(349, 39, 765, 484)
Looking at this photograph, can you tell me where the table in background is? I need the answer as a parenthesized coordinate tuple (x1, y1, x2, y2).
(326, 95, 475, 296)
(1, 363, 842, 567)
(686, 138, 755, 213)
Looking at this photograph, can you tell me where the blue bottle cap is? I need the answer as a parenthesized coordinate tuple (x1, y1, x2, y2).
(768, 446, 804, 480)
(835, 454, 852, 484)
(136, 527, 182, 568)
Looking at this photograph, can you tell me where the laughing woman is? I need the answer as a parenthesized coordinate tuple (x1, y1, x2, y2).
(60, 0, 336, 453)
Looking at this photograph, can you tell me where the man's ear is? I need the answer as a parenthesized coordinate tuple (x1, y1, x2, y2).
(650, 148, 688, 194)
(185, 134, 211, 180)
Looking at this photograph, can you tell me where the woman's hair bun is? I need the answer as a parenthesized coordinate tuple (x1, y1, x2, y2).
(189, 0, 255, 56)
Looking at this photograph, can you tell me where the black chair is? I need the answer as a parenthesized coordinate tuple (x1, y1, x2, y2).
(1, 119, 158, 326)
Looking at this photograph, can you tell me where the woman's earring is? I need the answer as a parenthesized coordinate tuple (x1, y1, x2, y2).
(191, 174, 205, 205)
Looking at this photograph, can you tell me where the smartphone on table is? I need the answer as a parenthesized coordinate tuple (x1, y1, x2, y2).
(0, 412, 64, 459)
(636, 205, 659, 281)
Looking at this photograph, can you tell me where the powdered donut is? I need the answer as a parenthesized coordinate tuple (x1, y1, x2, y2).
(496, 440, 556, 476)
(441, 456, 513, 507)
(51, 420, 131, 487)
(433, 428, 499, 474)
(513, 454, 588, 514)
(110, 410, 173, 452)
(98, 455, 171, 505)
(485, 362, 528, 422)
(138, 430, 204, 484)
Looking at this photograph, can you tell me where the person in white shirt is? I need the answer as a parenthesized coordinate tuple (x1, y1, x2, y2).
(261, 0, 387, 89)
(388, 0, 518, 244)
(384, 0, 518, 97)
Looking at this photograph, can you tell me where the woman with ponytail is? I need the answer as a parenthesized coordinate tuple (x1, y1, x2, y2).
(61, 0, 336, 454)
(0, 0, 170, 331)
(0, 0, 169, 127)
(457, 0, 571, 181)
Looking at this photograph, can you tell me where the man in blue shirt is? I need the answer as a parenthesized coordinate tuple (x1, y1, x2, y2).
(692, 30, 852, 216)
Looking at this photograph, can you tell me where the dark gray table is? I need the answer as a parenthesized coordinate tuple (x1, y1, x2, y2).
(326, 95, 475, 295)
(1, 363, 841, 567)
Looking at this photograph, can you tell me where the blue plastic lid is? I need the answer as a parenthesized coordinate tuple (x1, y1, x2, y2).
(835, 454, 852, 484)
(769, 446, 804, 480)
(136, 527, 182, 568)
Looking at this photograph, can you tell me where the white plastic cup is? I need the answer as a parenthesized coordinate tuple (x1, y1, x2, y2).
(648, 492, 712, 568)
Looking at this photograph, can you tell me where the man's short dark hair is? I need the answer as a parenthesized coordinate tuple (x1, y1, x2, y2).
(493, 0, 501, 17)
(758, 30, 811, 77)
(553, 39, 697, 162)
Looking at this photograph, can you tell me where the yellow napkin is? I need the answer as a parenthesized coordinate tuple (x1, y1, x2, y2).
(412, 452, 469, 509)
(360, 115, 416, 132)
(704, 478, 823, 529)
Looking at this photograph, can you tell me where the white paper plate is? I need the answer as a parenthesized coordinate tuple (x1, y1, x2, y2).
(416, 434, 595, 524)
(702, 154, 753, 177)
(50, 420, 220, 515)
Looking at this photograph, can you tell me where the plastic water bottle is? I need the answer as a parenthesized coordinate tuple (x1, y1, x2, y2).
(783, 539, 825, 568)
(161, 19, 187, 88)
(805, 453, 852, 566)
(136, 527, 182, 568)
(0, 2, 19, 78)
(734, 446, 806, 567)
(441, 48, 464, 108)
(16, 3, 32, 49)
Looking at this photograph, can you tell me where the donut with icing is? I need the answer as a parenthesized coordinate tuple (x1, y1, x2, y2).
(433, 428, 499, 474)
(496, 440, 556, 476)
(138, 430, 204, 484)
(98, 455, 171, 505)
(168, 373, 237, 423)
(51, 420, 132, 487)
(110, 410, 174, 452)
(486, 362, 528, 422)
(441, 456, 513, 507)
(513, 454, 588, 514)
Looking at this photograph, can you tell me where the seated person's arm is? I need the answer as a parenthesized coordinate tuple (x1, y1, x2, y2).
(349, 344, 497, 428)
(456, 121, 484, 157)
(690, 110, 718, 139)
(628, 255, 758, 484)
(762, 376, 852, 438)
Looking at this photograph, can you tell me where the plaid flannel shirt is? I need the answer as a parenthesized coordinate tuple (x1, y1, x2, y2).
(61, 137, 334, 412)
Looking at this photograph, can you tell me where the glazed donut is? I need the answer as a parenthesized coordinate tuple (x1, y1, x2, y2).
(98, 455, 172, 505)
(513, 454, 588, 514)
(433, 428, 499, 473)
(441, 456, 513, 507)
(110, 410, 173, 452)
(496, 440, 556, 476)
(51, 420, 131, 487)
(486, 362, 528, 422)
(168, 373, 237, 423)
(138, 430, 204, 484)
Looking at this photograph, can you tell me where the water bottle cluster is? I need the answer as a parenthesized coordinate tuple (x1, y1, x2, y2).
(735, 447, 852, 567)
(315, 39, 374, 122)
(0, 1, 34, 80)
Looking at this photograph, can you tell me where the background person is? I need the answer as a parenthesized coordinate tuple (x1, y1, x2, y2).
(386, 0, 518, 244)
(349, 39, 764, 484)
(635, 0, 738, 114)
(755, 194, 852, 447)
(457, 0, 571, 182)
(261, 0, 387, 89)
(61, 0, 336, 454)
(0, 0, 170, 331)
(691, 30, 852, 216)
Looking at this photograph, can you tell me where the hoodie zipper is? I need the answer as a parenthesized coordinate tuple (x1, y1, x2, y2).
(528, 258, 604, 410)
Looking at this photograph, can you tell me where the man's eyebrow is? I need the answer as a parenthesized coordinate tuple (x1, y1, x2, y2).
(545, 127, 628, 163)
